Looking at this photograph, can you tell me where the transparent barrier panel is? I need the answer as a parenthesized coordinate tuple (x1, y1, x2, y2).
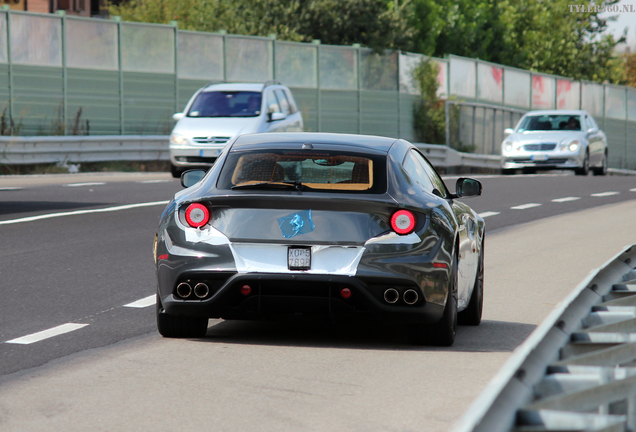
(582, 82, 604, 117)
(531, 75, 555, 109)
(66, 18, 118, 70)
(477, 63, 503, 103)
(449, 57, 476, 98)
(121, 23, 174, 73)
(320, 46, 357, 90)
(177, 31, 223, 80)
(275, 42, 317, 88)
(557, 79, 580, 110)
(605, 86, 626, 119)
(226, 37, 272, 82)
(399, 52, 424, 95)
(10, 14, 61, 66)
(503, 68, 530, 108)
(0, 13, 6, 63)
(629, 89, 636, 121)
(360, 49, 397, 91)
(436, 60, 448, 98)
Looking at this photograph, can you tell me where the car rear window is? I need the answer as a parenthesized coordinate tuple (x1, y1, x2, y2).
(217, 150, 386, 193)
(188, 91, 262, 118)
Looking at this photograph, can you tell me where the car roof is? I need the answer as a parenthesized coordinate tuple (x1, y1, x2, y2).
(523, 110, 588, 116)
(232, 132, 399, 153)
(201, 83, 279, 92)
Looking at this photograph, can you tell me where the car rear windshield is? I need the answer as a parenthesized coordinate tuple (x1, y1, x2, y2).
(217, 149, 387, 193)
(188, 91, 262, 118)
(517, 114, 582, 132)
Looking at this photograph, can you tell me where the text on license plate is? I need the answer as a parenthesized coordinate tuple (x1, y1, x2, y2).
(531, 154, 548, 161)
(288, 247, 311, 270)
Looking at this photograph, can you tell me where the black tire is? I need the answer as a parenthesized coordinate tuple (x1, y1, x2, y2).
(501, 169, 516, 175)
(592, 152, 608, 176)
(408, 254, 458, 346)
(575, 151, 589, 176)
(156, 293, 208, 338)
(458, 238, 484, 326)
(170, 164, 183, 179)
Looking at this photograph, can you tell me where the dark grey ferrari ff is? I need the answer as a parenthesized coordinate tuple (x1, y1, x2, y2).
(154, 133, 485, 346)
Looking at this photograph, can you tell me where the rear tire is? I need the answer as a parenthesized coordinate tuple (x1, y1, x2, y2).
(408, 255, 458, 346)
(501, 169, 516, 175)
(458, 238, 484, 326)
(156, 293, 208, 338)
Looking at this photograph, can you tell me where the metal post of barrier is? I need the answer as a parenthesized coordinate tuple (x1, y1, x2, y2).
(353, 43, 361, 134)
(58, 10, 67, 135)
(113, 16, 124, 135)
(171, 21, 178, 114)
(3, 7, 13, 123)
(314, 39, 321, 132)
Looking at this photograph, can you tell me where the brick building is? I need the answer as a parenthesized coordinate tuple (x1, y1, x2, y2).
(0, 0, 123, 17)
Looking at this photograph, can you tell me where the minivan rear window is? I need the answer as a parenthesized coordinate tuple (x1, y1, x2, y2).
(217, 150, 386, 194)
(188, 91, 262, 118)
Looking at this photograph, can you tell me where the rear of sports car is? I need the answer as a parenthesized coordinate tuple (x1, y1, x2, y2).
(155, 139, 455, 338)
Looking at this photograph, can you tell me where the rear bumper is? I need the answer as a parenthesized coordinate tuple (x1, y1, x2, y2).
(159, 272, 445, 325)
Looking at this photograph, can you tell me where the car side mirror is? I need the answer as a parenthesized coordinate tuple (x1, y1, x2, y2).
(268, 112, 286, 122)
(173, 112, 185, 121)
(181, 169, 206, 188)
(504, 128, 514, 135)
(587, 127, 598, 134)
(455, 178, 482, 198)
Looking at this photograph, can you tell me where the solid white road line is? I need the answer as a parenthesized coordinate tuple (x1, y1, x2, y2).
(631, 188, 636, 192)
(64, 182, 106, 187)
(478, 211, 500, 218)
(6, 323, 89, 345)
(0, 200, 169, 226)
(0, 187, 24, 191)
(124, 295, 156, 308)
(591, 192, 619, 197)
(511, 203, 541, 210)
(552, 197, 581, 203)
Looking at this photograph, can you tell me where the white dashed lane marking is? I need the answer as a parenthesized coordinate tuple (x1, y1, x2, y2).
(511, 203, 541, 210)
(139, 179, 173, 184)
(64, 182, 106, 187)
(478, 211, 500, 218)
(5, 323, 89, 345)
(591, 191, 619, 197)
(0, 201, 169, 226)
(0, 187, 23, 191)
(552, 197, 581, 203)
(124, 295, 156, 308)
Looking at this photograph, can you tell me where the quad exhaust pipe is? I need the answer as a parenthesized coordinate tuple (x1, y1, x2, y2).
(403, 289, 419, 305)
(194, 283, 210, 299)
(176, 282, 210, 299)
(383, 288, 399, 304)
(176, 282, 192, 298)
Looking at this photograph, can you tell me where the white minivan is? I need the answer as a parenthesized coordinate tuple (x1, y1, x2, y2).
(169, 81, 304, 177)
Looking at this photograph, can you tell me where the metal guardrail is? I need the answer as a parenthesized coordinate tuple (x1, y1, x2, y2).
(0, 135, 169, 165)
(0, 136, 501, 171)
(451, 244, 636, 432)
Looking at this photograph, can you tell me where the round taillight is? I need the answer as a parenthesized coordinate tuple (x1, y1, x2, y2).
(391, 210, 416, 235)
(185, 203, 210, 228)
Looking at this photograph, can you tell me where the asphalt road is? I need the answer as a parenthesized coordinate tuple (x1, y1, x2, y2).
(0, 170, 636, 431)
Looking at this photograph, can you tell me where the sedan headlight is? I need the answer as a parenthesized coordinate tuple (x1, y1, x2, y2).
(503, 140, 513, 152)
(170, 133, 188, 145)
(559, 140, 580, 152)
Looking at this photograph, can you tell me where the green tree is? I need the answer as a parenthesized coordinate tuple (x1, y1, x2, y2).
(109, 0, 411, 51)
(412, 58, 446, 144)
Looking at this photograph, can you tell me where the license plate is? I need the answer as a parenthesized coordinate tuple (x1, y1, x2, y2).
(200, 149, 220, 157)
(531, 154, 548, 161)
(288, 247, 311, 270)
